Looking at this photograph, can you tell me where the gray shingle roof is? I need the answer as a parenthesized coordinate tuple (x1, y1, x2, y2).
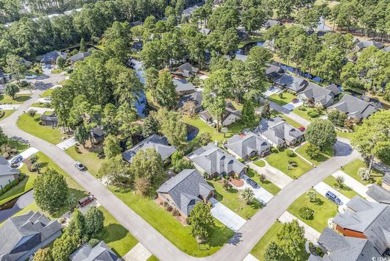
(71, 241, 119, 261)
(0, 156, 19, 178)
(0, 211, 61, 261)
(265, 65, 284, 80)
(122, 134, 176, 163)
(383, 173, 390, 185)
(356, 41, 384, 50)
(298, 83, 335, 107)
(178, 91, 203, 110)
(325, 84, 341, 96)
(333, 196, 390, 254)
(256, 117, 304, 146)
(69, 52, 91, 63)
(173, 79, 196, 93)
(274, 74, 308, 92)
(199, 28, 211, 35)
(157, 169, 214, 216)
(329, 94, 378, 120)
(177, 63, 198, 76)
(264, 20, 280, 28)
(226, 132, 271, 159)
(314, 228, 381, 261)
(367, 184, 390, 204)
(187, 143, 246, 176)
(40, 51, 67, 64)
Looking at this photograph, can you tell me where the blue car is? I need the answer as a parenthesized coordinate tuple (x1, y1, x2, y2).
(326, 191, 342, 205)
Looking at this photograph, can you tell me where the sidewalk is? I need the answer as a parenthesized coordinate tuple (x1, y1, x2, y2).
(56, 137, 76, 150)
(247, 161, 293, 189)
(279, 211, 321, 243)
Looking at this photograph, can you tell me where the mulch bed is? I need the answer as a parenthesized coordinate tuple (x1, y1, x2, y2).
(229, 178, 244, 187)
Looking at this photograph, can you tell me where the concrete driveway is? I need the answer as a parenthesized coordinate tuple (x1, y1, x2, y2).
(56, 137, 77, 150)
(241, 175, 273, 204)
(209, 198, 246, 231)
(314, 182, 350, 206)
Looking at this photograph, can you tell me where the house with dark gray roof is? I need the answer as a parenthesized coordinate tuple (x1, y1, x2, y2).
(225, 132, 271, 160)
(199, 102, 241, 127)
(309, 228, 381, 261)
(176, 62, 199, 78)
(332, 196, 390, 255)
(274, 74, 308, 93)
(40, 113, 58, 127)
(0, 156, 20, 189)
(256, 116, 304, 147)
(40, 51, 67, 64)
(263, 19, 280, 29)
(297, 83, 338, 108)
(157, 169, 215, 218)
(328, 94, 378, 121)
(173, 78, 196, 95)
(178, 91, 203, 112)
(199, 28, 211, 35)
(383, 46, 390, 52)
(122, 134, 176, 163)
(367, 174, 390, 204)
(265, 64, 284, 81)
(187, 143, 246, 179)
(355, 41, 384, 51)
(0, 211, 62, 261)
(69, 52, 90, 63)
(70, 241, 119, 261)
(90, 126, 104, 145)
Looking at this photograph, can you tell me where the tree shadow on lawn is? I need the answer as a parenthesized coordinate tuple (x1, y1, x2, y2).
(96, 223, 128, 244)
(49, 188, 87, 218)
(15, 96, 31, 102)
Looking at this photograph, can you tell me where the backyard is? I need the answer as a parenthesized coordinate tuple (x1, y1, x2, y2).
(111, 188, 234, 257)
(295, 143, 334, 165)
(209, 180, 261, 219)
(342, 159, 383, 185)
(323, 176, 358, 199)
(288, 192, 338, 232)
(266, 150, 313, 179)
(268, 92, 296, 106)
(17, 113, 64, 144)
(247, 168, 281, 195)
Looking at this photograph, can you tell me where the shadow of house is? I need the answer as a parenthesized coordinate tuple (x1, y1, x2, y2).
(157, 169, 215, 218)
(0, 211, 62, 261)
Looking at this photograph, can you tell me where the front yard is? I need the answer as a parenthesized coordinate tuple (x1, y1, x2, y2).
(0, 110, 15, 121)
(295, 143, 334, 165)
(66, 145, 104, 177)
(268, 92, 296, 106)
(342, 159, 383, 185)
(112, 188, 234, 257)
(17, 114, 64, 144)
(208, 180, 261, 219)
(292, 106, 323, 121)
(247, 168, 281, 195)
(288, 192, 338, 232)
(266, 150, 313, 179)
(336, 130, 354, 140)
(0, 94, 31, 104)
(323, 176, 358, 199)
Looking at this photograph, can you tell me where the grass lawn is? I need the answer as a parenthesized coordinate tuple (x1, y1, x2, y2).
(295, 143, 334, 165)
(342, 159, 383, 185)
(336, 130, 354, 140)
(251, 221, 309, 260)
(96, 207, 138, 257)
(0, 165, 37, 206)
(288, 193, 338, 232)
(112, 188, 234, 257)
(0, 94, 31, 104)
(254, 159, 265, 167)
(0, 110, 15, 121)
(209, 180, 261, 219)
(66, 146, 104, 177)
(247, 169, 281, 195)
(292, 107, 322, 121)
(147, 256, 159, 261)
(271, 110, 302, 128)
(41, 88, 54, 97)
(323, 176, 358, 199)
(268, 92, 296, 106)
(266, 150, 313, 179)
(31, 102, 51, 108)
(17, 114, 64, 144)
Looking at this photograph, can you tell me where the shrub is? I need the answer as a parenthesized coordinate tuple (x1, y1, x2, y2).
(288, 160, 298, 167)
(298, 207, 314, 220)
(0, 175, 25, 195)
(270, 147, 278, 153)
(166, 205, 173, 212)
(307, 110, 319, 118)
(286, 150, 296, 157)
(0, 111, 4, 118)
(358, 167, 370, 181)
(377, 178, 382, 186)
(89, 238, 100, 247)
(172, 209, 180, 216)
(74, 146, 81, 154)
(306, 143, 320, 159)
(259, 174, 266, 183)
(298, 106, 306, 111)
(30, 154, 38, 164)
(27, 109, 37, 117)
(163, 201, 169, 208)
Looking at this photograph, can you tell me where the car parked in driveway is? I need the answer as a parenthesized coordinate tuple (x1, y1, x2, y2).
(74, 162, 86, 171)
(10, 155, 23, 167)
(246, 178, 259, 189)
(326, 191, 342, 205)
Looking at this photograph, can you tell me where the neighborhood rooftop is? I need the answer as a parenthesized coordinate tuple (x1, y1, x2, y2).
(70, 241, 119, 261)
(329, 94, 378, 120)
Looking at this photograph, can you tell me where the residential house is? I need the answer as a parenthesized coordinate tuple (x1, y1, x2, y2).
(0, 156, 20, 189)
(157, 169, 215, 218)
(40, 51, 67, 64)
(69, 52, 91, 63)
(274, 74, 308, 94)
(328, 94, 378, 121)
(309, 228, 381, 261)
(178, 91, 203, 113)
(187, 143, 246, 178)
(173, 78, 196, 95)
(176, 62, 199, 78)
(256, 116, 304, 147)
(383, 46, 390, 52)
(40, 113, 58, 127)
(0, 211, 62, 261)
(225, 132, 271, 160)
(332, 196, 390, 255)
(199, 28, 211, 36)
(297, 83, 339, 108)
(367, 174, 390, 204)
(199, 102, 241, 127)
(265, 64, 284, 81)
(263, 19, 280, 29)
(122, 134, 176, 163)
(182, 5, 200, 19)
(70, 241, 119, 261)
(355, 40, 384, 51)
(90, 126, 104, 145)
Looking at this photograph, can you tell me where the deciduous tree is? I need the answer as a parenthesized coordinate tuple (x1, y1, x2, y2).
(188, 202, 215, 242)
(305, 119, 336, 150)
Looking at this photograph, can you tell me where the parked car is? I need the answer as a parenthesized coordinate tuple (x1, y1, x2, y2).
(298, 126, 306, 132)
(246, 178, 259, 189)
(292, 98, 299, 103)
(326, 191, 342, 205)
(10, 155, 23, 166)
(74, 162, 86, 171)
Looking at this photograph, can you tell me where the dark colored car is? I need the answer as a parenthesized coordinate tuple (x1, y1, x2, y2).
(292, 98, 299, 104)
(10, 155, 23, 167)
(298, 126, 306, 132)
(246, 178, 259, 189)
(326, 191, 342, 205)
(74, 162, 86, 171)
